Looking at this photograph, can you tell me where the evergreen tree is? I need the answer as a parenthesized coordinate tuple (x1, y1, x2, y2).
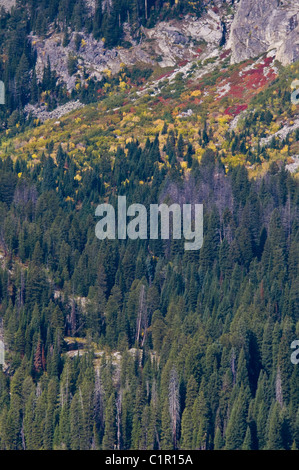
(225, 386, 251, 450)
(102, 393, 117, 450)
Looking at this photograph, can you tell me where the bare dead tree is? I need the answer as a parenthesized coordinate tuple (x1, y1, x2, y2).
(94, 368, 104, 433)
(169, 366, 180, 449)
(116, 389, 122, 450)
(17, 269, 25, 312)
(151, 380, 160, 450)
(21, 419, 26, 450)
(231, 348, 236, 385)
(275, 366, 283, 407)
(136, 284, 147, 346)
(70, 286, 76, 336)
(60, 360, 70, 407)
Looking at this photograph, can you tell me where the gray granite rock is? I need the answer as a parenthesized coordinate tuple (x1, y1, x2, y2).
(0, 0, 16, 10)
(227, 0, 299, 65)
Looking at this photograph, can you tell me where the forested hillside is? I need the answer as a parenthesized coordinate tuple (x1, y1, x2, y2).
(0, 0, 205, 118)
(0, 133, 298, 449)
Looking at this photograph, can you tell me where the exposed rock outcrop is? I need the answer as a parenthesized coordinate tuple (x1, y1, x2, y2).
(286, 155, 299, 173)
(30, 9, 225, 90)
(24, 100, 85, 122)
(260, 115, 299, 146)
(0, 0, 16, 10)
(227, 0, 299, 65)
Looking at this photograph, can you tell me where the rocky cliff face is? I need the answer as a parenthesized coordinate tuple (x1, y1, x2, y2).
(29, 0, 299, 93)
(0, 0, 16, 10)
(31, 8, 226, 91)
(1, 0, 299, 69)
(227, 0, 299, 65)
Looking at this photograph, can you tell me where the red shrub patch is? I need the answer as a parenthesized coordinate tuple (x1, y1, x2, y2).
(220, 49, 231, 60)
(157, 71, 172, 81)
(263, 56, 274, 67)
(224, 104, 248, 117)
(158, 96, 170, 104)
(228, 84, 244, 99)
(178, 60, 188, 67)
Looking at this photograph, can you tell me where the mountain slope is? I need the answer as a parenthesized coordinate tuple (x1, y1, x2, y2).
(0, 0, 298, 123)
(2, 47, 299, 179)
